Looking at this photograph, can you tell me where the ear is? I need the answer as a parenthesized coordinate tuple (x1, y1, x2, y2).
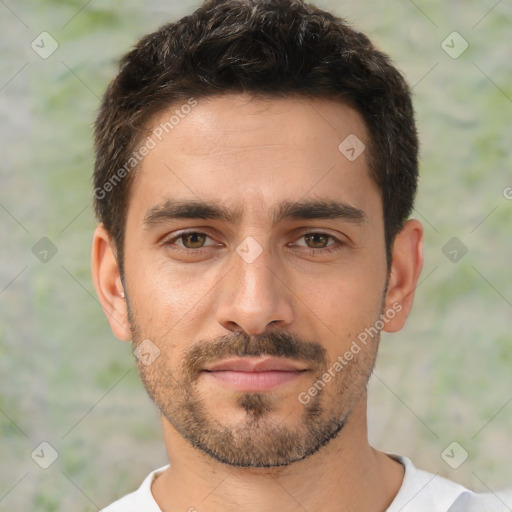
(382, 219, 424, 333)
(91, 224, 132, 341)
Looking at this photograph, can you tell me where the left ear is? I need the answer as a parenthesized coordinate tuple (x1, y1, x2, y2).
(382, 219, 424, 333)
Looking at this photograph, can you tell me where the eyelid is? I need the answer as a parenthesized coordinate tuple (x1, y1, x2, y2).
(291, 227, 348, 244)
(291, 231, 339, 247)
(163, 229, 219, 247)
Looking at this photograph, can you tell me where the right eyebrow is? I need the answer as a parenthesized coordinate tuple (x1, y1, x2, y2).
(143, 199, 243, 228)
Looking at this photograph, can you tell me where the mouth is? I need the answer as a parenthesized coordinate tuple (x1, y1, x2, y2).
(201, 357, 309, 392)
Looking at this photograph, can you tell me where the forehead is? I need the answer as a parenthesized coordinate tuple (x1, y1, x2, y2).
(146, 94, 368, 161)
(128, 94, 380, 224)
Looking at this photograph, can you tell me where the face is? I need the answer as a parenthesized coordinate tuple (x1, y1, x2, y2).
(122, 94, 390, 467)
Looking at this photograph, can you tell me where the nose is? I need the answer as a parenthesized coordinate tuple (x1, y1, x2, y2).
(216, 244, 294, 336)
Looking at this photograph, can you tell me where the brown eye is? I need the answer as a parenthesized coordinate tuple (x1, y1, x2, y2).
(181, 232, 208, 248)
(303, 233, 331, 248)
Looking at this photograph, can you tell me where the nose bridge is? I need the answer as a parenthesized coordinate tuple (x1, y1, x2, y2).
(216, 241, 294, 334)
(235, 246, 276, 303)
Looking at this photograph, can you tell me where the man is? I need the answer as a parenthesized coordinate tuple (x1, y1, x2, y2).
(91, 0, 480, 510)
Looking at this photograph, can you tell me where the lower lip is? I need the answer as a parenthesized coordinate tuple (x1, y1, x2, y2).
(203, 370, 306, 391)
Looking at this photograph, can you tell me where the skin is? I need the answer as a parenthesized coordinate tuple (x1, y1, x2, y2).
(92, 94, 424, 512)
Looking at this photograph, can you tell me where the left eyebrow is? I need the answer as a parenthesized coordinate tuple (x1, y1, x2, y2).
(271, 199, 368, 225)
(142, 198, 368, 229)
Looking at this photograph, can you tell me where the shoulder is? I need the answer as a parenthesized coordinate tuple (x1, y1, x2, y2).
(100, 465, 169, 512)
(100, 490, 139, 512)
(448, 490, 512, 512)
(386, 455, 469, 512)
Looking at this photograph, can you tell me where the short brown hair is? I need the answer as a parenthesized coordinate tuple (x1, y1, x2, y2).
(93, 0, 418, 274)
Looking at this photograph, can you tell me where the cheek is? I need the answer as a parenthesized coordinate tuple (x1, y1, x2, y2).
(126, 247, 200, 309)
(306, 273, 385, 362)
(125, 255, 222, 350)
(303, 268, 384, 323)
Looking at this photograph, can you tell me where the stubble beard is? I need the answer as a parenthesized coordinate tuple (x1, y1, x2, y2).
(129, 313, 380, 468)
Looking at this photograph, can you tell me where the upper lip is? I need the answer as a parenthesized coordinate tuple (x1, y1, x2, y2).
(203, 357, 308, 372)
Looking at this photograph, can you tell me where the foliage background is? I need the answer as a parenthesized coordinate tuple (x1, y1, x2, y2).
(1, 0, 511, 509)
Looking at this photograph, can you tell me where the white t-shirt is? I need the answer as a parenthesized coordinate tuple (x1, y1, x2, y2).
(447, 490, 512, 512)
(101, 455, 469, 511)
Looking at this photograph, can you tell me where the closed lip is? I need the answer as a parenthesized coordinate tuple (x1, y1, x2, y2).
(202, 357, 308, 373)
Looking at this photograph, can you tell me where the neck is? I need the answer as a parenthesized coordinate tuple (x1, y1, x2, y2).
(152, 395, 404, 512)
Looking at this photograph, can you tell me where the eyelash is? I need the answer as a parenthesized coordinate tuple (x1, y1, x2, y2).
(163, 230, 345, 255)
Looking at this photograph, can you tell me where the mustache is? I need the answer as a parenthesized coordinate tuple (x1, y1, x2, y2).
(183, 330, 328, 376)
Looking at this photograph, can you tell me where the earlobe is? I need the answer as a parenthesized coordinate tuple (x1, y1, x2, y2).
(382, 219, 424, 333)
(91, 224, 132, 341)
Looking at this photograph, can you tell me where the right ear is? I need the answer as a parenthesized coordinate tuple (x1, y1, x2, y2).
(91, 224, 132, 341)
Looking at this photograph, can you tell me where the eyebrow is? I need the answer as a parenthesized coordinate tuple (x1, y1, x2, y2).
(143, 198, 367, 228)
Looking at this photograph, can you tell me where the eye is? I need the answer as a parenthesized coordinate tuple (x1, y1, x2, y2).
(294, 232, 338, 249)
(166, 231, 217, 249)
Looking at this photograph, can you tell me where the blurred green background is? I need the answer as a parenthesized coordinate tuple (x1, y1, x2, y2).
(0, 0, 511, 510)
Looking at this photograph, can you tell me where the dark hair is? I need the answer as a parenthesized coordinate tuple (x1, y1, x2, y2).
(93, 0, 418, 274)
